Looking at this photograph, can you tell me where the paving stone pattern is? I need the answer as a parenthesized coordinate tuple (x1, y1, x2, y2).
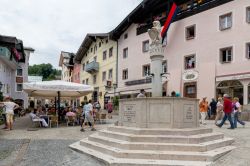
(0, 115, 250, 166)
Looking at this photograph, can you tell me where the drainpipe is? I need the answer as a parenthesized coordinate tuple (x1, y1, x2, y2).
(116, 40, 119, 97)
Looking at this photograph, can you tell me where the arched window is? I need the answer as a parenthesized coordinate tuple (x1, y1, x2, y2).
(217, 80, 244, 104)
(217, 80, 243, 88)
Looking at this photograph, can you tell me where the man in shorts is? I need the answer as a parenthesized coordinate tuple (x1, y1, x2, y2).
(0, 97, 19, 131)
(81, 100, 96, 132)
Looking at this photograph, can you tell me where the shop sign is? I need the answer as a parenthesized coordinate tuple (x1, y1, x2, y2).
(182, 70, 199, 81)
(216, 73, 250, 82)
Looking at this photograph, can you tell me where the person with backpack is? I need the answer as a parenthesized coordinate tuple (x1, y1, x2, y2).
(233, 97, 245, 128)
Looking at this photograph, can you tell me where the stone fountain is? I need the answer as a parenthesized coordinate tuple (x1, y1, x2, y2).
(70, 21, 235, 166)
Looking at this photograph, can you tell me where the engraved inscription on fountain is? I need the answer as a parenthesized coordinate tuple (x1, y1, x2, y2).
(184, 104, 195, 122)
(123, 105, 136, 123)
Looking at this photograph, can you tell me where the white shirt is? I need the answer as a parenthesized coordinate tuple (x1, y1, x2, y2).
(3, 102, 17, 115)
(137, 93, 146, 98)
(234, 102, 241, 112)
(85, 103, 93, 114)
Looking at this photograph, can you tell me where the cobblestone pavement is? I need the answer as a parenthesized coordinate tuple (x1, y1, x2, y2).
(0, 115, 115, 166)
(0, 115, 250, 166)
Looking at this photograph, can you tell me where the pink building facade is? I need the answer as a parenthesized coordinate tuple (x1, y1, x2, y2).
(115, 0, 250, 107)
(72, 63, 81, 84)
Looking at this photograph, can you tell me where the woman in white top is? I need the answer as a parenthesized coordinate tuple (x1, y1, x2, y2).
(233, 97, 245, 128)
(215, 97, 223, 125)
(0, 97, 19, 131)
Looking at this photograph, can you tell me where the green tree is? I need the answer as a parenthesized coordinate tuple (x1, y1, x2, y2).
(28, 63, 61, 81)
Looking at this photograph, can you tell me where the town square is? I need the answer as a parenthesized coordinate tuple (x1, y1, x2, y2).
(1, 0, 250, 166)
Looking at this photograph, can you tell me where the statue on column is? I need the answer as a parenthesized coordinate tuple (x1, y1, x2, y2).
(148, 21, 162, 46)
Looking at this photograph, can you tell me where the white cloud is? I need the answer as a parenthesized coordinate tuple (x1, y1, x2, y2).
(0, 0, 142, 68)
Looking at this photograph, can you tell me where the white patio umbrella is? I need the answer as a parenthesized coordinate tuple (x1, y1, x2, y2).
(23, 80, 94, 113)
(23, 80, 93, 97)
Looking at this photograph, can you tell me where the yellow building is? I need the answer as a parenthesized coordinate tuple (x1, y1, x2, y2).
(74, 33, 117, 108)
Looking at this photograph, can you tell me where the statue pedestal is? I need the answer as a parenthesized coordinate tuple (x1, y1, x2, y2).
(119, 97, 200, 129)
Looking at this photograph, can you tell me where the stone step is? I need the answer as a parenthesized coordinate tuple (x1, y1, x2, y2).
(98, 130, 224, 144)
(88, 134, 234, 152)
(70, 141, 212, 166)
(108, 126, 213, 136)
(79, 138, 235, 161)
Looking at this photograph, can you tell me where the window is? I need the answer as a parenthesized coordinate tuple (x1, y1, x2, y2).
(106, 39, 109, 43)
(109, 47, 113, 57)
(220, 47, 232, 63)
(186, 25, 196, 40)
(246, 43, 250, 59)
(103, 51, 107, 60)
(86, 78, 89, 85)
(16, 68, 23, 76)
(94, 45, 97, 54)
(123, 48, 128, 59)
(122, 69, 128, 80)
(124, 33, 128, 39)
(91, 48, 93, 52)
(102, 71, 106, 81)
(93, 75, 97, 84)
(142, 40, 149, 52)
(220, 13, 232, 30)
(162, 60, 167, 73)
(247, 7, 250, 23)
(99, 42, 101, 47)
(82, 63, 85, 71)
(184, 82, 197, 98)
(108, 69, 113, 79)
(184, 55, 196, 69)
(16, 83, 23, 92)
(82, 80, 85, 84)
(94, 56, 97, 62)
(142, 64, 150, 77)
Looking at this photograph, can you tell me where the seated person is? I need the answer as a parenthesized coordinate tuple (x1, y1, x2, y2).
(36, 107, 48, 123)
(66, 108, 76, 117)
(29, 112, 48, 127)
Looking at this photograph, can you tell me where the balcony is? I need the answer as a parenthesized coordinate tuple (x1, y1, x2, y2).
(0, 46, 18, 69)
(85, 61, 99, 74)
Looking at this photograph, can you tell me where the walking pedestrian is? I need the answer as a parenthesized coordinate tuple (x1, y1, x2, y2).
(216, 94, 235, 129)
(0, 97, 19, 131)
(80, 100, 96, 132)
(233, 97, 245, 128)
(199, 97, 208, 125)
(215, 97, 224, 124)
(209, 98, 217, 119)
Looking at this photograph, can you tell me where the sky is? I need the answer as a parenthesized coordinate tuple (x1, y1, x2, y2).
(0, 0, 143, 68)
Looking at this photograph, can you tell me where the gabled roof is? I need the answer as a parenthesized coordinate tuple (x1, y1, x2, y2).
(59, 51, 75, 67)
(74, 33, 109, 63)
(110, 0, 233, 40)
